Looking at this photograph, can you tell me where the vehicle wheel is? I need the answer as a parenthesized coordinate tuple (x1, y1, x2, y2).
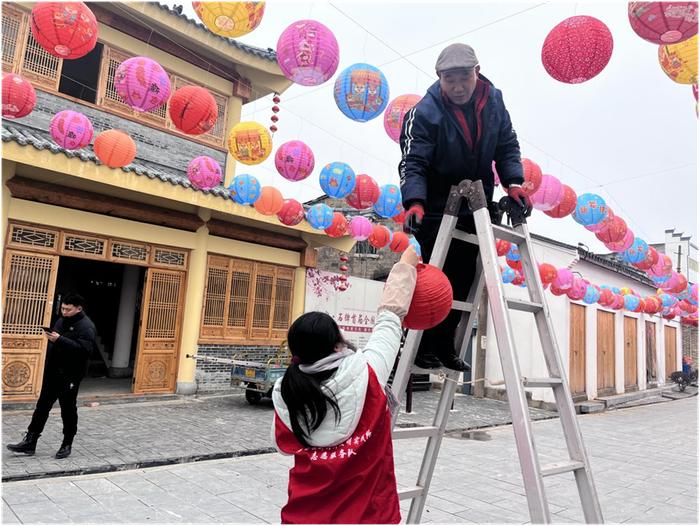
(246, 384, 263, 405)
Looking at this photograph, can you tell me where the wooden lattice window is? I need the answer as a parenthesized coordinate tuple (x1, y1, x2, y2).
(144, 271, 181, 339)
(61, 233, 107, 258)
(200, 255, 294, 342)
(152, 247, 187, 269)
(110, 240, 149, 263)
(19, 21, 62, 90)
(1, 4, 26, 73)
(8, 224, 59, 251)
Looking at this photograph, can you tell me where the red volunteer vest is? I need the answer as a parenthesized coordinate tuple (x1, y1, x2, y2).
(275, 366, 401, 524)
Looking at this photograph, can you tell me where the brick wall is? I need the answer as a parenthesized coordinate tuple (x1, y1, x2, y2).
(195, 343, 279, 392)
(682, 325, 698, 365)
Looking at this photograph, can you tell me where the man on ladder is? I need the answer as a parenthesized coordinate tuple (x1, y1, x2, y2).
(399, 42, 531, 371)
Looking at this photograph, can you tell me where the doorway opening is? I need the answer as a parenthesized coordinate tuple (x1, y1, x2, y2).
(52, 256, 146, 397)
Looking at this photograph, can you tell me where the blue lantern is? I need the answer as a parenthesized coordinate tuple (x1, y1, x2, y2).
(319, 162, 356, 198)
(408, 236, 422, 258)
(306, 204, 334, 230)
(623, 295, 640, 311)
(502, 267, 516, 284)
(506, 243, 520, 261)
(333, 63, 389, 122)
(373, 184, 402, 218)
(660, 293, 677, 308)
(621, 237, 649, 264)
(573, 193, 608, 226)
(611, 286, 621, 295)
(651, 273, 671, 285)
(228, 174, 260, 205)
(583, 285, 600, 304)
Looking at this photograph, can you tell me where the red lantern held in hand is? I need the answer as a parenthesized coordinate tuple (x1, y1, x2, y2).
(324, 212, 348, 238)
(404, 264, 453, 330)
(169, 86, 218, 135)
(30, 2, 98, 59)
(389, 231, 409, 253)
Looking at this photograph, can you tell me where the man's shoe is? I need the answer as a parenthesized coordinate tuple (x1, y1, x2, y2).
(55, 444, 72, 459)
(6, 432, 40, 455)
(438, 354, 471, 372)
(414, 353, 443, 369)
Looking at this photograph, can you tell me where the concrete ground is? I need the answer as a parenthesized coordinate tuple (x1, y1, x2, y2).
(2, 396, 696, 524)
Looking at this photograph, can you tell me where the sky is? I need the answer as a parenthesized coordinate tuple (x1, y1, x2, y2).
(171, 0, 698, 253)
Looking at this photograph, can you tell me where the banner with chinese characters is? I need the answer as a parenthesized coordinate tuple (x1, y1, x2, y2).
(305, 268, 384, 350)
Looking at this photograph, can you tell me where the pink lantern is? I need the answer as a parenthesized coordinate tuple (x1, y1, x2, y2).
(187, 156, 222, 190)
(567, 277, 588, 300)
(114, 56, 171, 112)
(49, 110, 93, 150)
(628, 2, 698, 45)
(553, 268, 574, 290)
(274, 140, 315, 181)
(277, 199, 305, 226)
(383, 94, 421, 143)
(660, 272, 680, 292)
(276, 20, 340, 86)
(541, 16, 614, 84)
(530, 174, 564, 211)
(649, 253, 673, 277)
(604, 229, 634, 252)
(349, 216, 373, 241)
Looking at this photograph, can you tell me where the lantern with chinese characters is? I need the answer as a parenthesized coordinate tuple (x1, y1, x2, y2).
(306, 204, 334, 230)
(573, 193, 608, 226)
(604, 229, 634, 252)
(49, 110, 93, 150)
(277, 199, 305, 226)
(228, 121, 272, 165)
(628, 2, 698, 44)
(275, 140, 314, 181)
(544, 184, 577, 218)
(169, 86, 218, 135)
(114, 57, 171, 113)
(659, 34, 698, 84)
(319, 162, 356, 198)
(93, 130, 136, 168)
(622, 237, 649, 264)
(325, 212, 348, 238)
(368, 224, 391, 249)
(541, 16, 614, 84)
(346, 174, 380, 209)
(192, 2, 265, 38)
(383, 94, 421, 143)
(253, 187, 284, 215)
(276, 19, 339, 86)
(334, 63, 389, 122)
(187, 156, 222, 190)
(502, 267, 516, 284)
(349, 216, 372, 241)
(595, 214, 628, 243)
(30, 2, 98, 59)
(538, 263, 558, 285)
(2, 74, 36, 119)
(404, 264, 453, 330)
(389, 231, 409, 253)
(531, 174, 564, 211)
(228, 174, 260, 205)
(521, 158, 543, 196)
(373, 184, 402, 218)
(583, 285, 601, 304)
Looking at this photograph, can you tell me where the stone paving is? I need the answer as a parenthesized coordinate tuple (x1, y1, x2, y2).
(2, 397, 696, 524)
(2, 389, 555, 481)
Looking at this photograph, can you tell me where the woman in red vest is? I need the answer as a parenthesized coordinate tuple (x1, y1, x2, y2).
(272, 247, 419, 524)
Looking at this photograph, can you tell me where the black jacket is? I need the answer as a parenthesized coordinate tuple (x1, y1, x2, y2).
(44, 311, 97, 384)
(399, 75, 523, 219)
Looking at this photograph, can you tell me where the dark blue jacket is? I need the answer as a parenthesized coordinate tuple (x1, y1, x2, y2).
(399, 75, 523, 219)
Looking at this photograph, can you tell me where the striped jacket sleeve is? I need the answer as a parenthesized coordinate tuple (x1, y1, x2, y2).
(398, 104, 437, 208)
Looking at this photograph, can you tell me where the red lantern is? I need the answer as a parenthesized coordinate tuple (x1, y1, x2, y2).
(404, 264, 453, 330)
(632, 246, 659, 271)
(339, 265, 349, 272)
(542, 16, 614, 84)
(30, 2, 98, 59)
(521, 158, 543, 196)
(544, 185, 577, 218)
(2, 74, 36, 119)
(595, 215, 628, 243)
(368, 224, 391, 248)
(253, 187, 284, 215)
(512, 272, 525, 286)
(549, 283, 567, 296)
(168, 86, 218, 135)
(670, 273, 689, 294)
(339, 255, 349, 262)
(345, 174, 380, 210)
(628, 2, 699, 45)
(598, 288, 614, 306)
(93, 130, 136, 168)
(389, 231, 410, 253)
(507, 258, 523, 271)
(495, 239, 511, 257)
(277, 199, 305, 226)
(538, 263, 557, 285)
(324, 212, 348, 238)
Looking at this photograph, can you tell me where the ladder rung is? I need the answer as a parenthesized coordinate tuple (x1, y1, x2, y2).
(392, 426, 440, 439)
(541, 460, 585, 477)
(522, 377, 563, 388)
(452, 300, 473, 312)
(492, 225, 525, 244)
(452, 230, 479, 245)
(398, 486, 425, 500)
(507, 298, 543, 313)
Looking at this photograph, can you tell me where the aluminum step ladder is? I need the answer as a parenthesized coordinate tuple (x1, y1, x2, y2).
(390, 179, 603, 524)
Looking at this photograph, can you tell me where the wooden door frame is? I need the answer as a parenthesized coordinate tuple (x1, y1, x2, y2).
(623, 316, 638, 392)
(664, 325, 678, 381)
(645, 321, 657, 387)
(568, 303, 587, 402)
(596, 310, 616, 396)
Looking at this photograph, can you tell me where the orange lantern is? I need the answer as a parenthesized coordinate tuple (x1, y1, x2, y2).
(168, 86, 218, 135)
(389, 231, 409, 253)
(93, 130, 136, 168)
(253, 186, 284, 215)
(324, 212, 348, 238)
(368, 224, 391, 248)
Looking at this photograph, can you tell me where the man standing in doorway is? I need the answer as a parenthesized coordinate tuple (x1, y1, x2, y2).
(6, 292, 97, 459)
(399, 43, 530, 371)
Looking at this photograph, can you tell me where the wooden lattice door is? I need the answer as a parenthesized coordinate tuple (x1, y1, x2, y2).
(133, 268, 185, 394)
(1, 250, 59, 400)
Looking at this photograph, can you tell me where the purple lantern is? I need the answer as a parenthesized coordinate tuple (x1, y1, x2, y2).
(114, 56, 171, 112)
(274, 140, 315, 181)
(187, 156, 222, 190)
(349, 216, 372, 241)
(49, 110, 93, 150)
(276, 20, 339, 86)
